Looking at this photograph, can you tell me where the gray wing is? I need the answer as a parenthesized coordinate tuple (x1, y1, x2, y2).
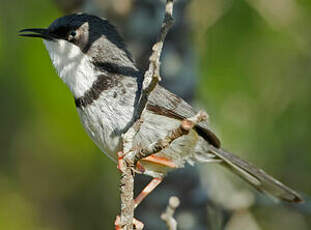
(147, 86, 303, 203)
(147, 85, 221, 148)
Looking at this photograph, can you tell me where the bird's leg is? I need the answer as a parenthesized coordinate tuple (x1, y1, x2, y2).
(117, 151, 174, 208)
(141, 155, 178, 168)
(117, 151, 146, 174)
(134, 155, 177, 208)
(134, 177, 163, 208)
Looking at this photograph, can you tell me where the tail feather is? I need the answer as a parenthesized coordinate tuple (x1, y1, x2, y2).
(209, 146, 303, 203)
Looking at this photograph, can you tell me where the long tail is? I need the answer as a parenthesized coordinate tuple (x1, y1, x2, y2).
(209, 145, 303, 203)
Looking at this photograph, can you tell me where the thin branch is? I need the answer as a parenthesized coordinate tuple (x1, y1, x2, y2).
(118, 1, 175, 230)
(118, 110, 207, 229)
(133, 0, 175, 122)
(118, 152, 135, 230)
(161, 196, 180, 230)
(133, 111, 208, 164)
(121, 0, 175, 166)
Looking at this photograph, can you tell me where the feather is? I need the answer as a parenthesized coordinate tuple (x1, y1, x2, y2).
(209, 146, 303, 203)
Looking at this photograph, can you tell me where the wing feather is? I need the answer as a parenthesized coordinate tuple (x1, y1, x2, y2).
(147, 85, 221, 148)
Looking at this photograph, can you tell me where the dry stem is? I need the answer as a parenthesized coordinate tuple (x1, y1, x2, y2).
(119, 110, 207, 229)
(161, 196, 181, 230)
(118, 1, 175, 229)
(133, 111, 208, 164)
(133, 0, 174, 122)
(118, 3, 209, 229)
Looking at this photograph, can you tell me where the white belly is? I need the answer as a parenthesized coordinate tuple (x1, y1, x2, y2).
(75, 92, 214, 177)
(76, 93, 135, 161)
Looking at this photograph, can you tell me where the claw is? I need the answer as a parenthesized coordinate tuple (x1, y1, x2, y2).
(135, 161, 145, 173)
(117, 151, 125, 172)
(114, 216, 121, 230)
(117, 151, 146, 174)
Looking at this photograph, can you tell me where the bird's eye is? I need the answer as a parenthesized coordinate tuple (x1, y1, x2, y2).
(68, 30, 77, 42)
(70, 30, 77, 37)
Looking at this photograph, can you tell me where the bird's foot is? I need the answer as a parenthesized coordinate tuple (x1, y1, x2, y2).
(117, 151, 145, 174)
(117, 151, 126, 172)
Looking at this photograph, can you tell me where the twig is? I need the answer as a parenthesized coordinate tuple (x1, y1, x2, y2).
(133, 0, 175, 122)
(118, 1, 175, 230)
(133, 111, 208, 164)
(121, 0, 175, 154)
(161, 196, 180, 230)
(121, 0, 175, 165)
(118, 152, 135, 230)
(118, 110, 207, 229)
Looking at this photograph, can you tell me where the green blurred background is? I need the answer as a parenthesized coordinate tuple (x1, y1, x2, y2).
(1, 0, 311, 229)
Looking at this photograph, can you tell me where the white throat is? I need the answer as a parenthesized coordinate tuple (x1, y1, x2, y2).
(44, 39, 97, 98)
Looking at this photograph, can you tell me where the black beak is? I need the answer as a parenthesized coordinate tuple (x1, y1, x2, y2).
(19, 28, 53, 40)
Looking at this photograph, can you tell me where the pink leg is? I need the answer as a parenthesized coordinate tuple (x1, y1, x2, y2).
(117, 152, 172, 208)
(117, 151, 146, 174)
(142, 155, 178, 168)
(134, 177, 163, 208)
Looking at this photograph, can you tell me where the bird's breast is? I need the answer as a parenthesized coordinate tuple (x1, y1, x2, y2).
(76, 90, 136, 161)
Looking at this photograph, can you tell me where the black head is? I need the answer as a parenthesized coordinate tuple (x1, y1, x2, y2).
(19, 13, 133, 61)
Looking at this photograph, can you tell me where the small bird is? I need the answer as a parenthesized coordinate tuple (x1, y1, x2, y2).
(19, 13, 302, 205)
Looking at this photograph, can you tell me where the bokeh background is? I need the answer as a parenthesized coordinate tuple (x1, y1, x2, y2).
(1, 0, 311, 229)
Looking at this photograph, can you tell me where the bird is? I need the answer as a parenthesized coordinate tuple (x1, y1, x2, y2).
(19, 13, 302, 207)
